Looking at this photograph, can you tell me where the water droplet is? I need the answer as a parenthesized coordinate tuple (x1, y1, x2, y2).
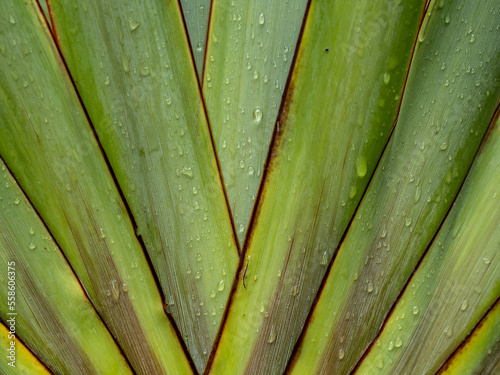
(320, 251, 328, 265)
(28, 242, 36, 250)
(356, 157, 367, 177)
(470, 34, 475, 43)
(267, 325, 276, 343)
(140, 66, 151, 77)
(413, 306, 419, 314)
(181, 167, 194, 178)
(367, 282, 374, 293)
(104, 76, 110, 85)
(110, 280, 120, 301)
(445, 15, 450, 24)
(128, 17, 140, 31)
(248, 167, 255, 175)
(460, 300, 468, 311)
(440, 142, 448, 150)
(441, 63, 446, 70)
(445, 326, 453, 337)
(217, 280, 225, 291)
(99, 228, 106, 239)
(210, 290, 216, 298)
(405, 218, 412, 227)
(388, 341, 394, 351)
(196, 42, 203, 52)
(412, 186, 422, 204)
(383, 73, 391, 85)
(258, 13, 265, 25)
(483, 257, 491, 264)
(9, 15, 15, 25)
(122, 55, 130, 73)
(195, 271, 201, 280)
(29, 227, 35, 235)
(238, 224, 245, 233)
(418, 29, 426, 43)
(349, 186, 357, 199)
(14, 198, 20, 205)
(253, 107, 263, 123)
(292, 285, 298, 296)
(395, 337, 402, 347)
(166, 97, 172, 105)
(338, 348, 345, 360)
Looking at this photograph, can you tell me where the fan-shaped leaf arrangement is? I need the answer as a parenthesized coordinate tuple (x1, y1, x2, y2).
(0, 0, 498, 374)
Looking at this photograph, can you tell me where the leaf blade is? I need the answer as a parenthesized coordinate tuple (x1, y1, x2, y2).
(356, 114, 500, 374)
(209, 0, 426, 373)
(288, 1, 500, 373)
(0, 159, 133, 374)
(203, 0, 309, 243)
(49, 0, 239, 371)
(0, 2, 193, 373)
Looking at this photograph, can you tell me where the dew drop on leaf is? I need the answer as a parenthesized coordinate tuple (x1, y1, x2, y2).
(218, 280, 225, 291)
(258, 13, 265, 25)
(128, 17, 140, 31)
(253, 107, 263, 123)
(267, 325, 276, 344)
(338, 348, 345, 359)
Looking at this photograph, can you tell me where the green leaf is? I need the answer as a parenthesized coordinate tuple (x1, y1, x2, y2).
(49, 0, 239, 371)
(209, 0, 425, 373)
(0, 322, 51, 374)
(36, 0, 51, 29)
(355, 115, 500, 374)
(289, 0, 500, 373)
(440, 298, 500, 375)
(0, 2, 192, 373)
(203, 0, 308, 243)
(180, 0, 210, 79)
(0, 160, 132, 374)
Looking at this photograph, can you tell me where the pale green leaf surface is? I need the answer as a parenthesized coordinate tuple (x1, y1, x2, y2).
(180, 0, 210, 79)
(440, 298, 500, 375)
(289, 1, 500, 373)
(0, 160, 132, 375)
(49, 0, 238, 371)
(36, 0, 51, 29)
(0, 323, 52, 375)
(0, 2, 192, 374)
(209, 0, 425, 373)
(203, 0, 308, 243)
(356, 116, 500, 374)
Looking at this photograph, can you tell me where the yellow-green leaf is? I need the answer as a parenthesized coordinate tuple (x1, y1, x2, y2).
(203, 0, 308, 243)
(49, 0, 239, 371)
(289, 0, 500, 373)
(0, 2, 192, 373)
(210, 0, 426, 373)
(0, 160, 132, 374)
